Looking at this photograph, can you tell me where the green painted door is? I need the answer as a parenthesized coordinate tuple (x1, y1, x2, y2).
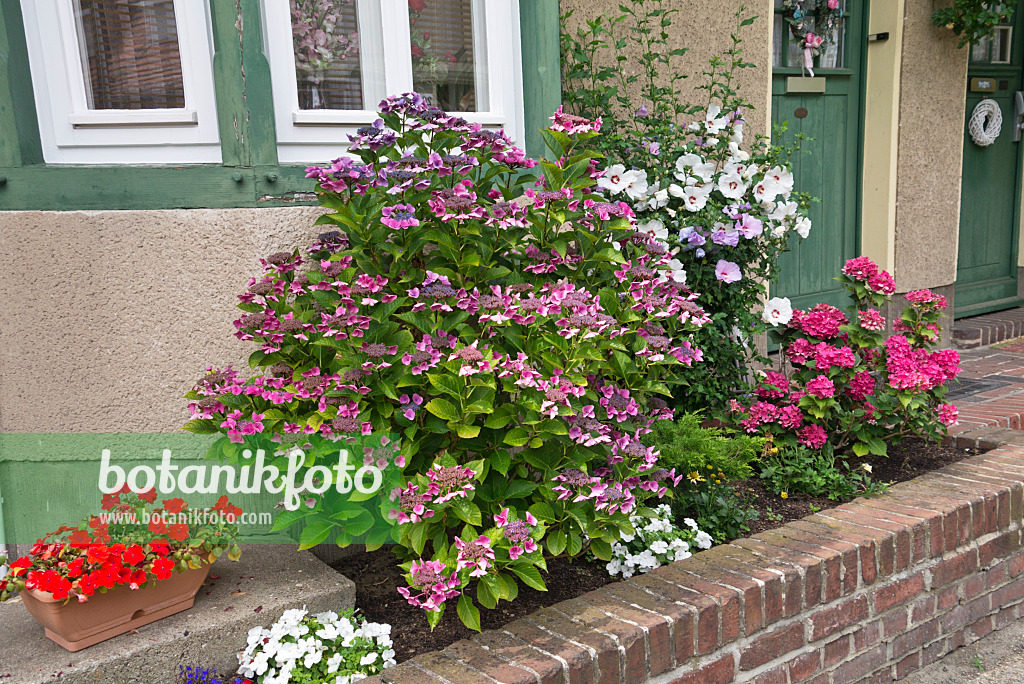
(770, 0, 865, 312)
(955, 10, 1024, 318)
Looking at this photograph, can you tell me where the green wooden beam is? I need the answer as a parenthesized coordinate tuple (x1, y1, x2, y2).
(209, 0, 278, 168)
(0, 0, 42, 167)
(519, 0, 562, 159)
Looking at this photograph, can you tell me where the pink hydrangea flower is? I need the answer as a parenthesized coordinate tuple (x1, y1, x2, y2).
(858, 309, 886, 331)
(455, 535, 496, 577)
(798, 424, 828, 449)
(937, 404, 959, 426)
(398, 559, 460, 612)
(381, 203, 420, 230)
(805, 375, 836, 399)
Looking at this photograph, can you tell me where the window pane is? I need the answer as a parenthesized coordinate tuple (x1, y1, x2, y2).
(773, 15, 784, 68)
(410, 0, 483, 112)
(76, 0, 186, 110)
(290, 0, 364, 110)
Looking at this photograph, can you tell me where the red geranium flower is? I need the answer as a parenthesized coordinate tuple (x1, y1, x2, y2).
(100, 493, 120, 511)
(168, 524, 190, 543)
(138, 488, 158, 504)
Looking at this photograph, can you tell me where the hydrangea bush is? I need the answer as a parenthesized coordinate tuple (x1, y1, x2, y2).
(185, 94, 709, 629)
(562, 2, 815, 410)
(238, 609, 395, 684)
(603, 504, 712, 578)
(726, 257, 961, 457)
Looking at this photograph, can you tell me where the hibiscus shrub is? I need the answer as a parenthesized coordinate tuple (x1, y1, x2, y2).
(562, 3, 815, 411)
(0, 490, 242, 603)
(727, 257, 961, 458)
(184, 95, 707, 630)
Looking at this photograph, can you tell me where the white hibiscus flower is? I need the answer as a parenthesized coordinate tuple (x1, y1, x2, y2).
(716, 171, 748, 200)
(762, 297, 794, 326)
(637, 218, 668, 241)
(795, 216, 812, 238)
(623, 169, 649, 200)
(597, 164, 632, 194)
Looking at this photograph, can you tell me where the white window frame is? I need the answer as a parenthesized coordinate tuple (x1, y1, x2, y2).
(20, 0, 221, 164)
(264, 0, 524, 164)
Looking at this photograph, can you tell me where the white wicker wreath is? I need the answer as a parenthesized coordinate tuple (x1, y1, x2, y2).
(969, 99, 1003, 147)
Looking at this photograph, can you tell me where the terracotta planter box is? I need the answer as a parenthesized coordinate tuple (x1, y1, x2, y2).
(19, 565, 211, 652)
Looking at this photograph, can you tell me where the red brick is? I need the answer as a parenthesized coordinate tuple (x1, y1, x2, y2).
(550, 598, 646, 683)
(415, 651, 513, 684)
(765, 527, 846, 601)
(938, 584, 959, 611)
(444, 640, 541, 684)
(995, 605, 1018, 629)
(653, 564, 744, 646)
(855, 496, 944, 560)
(841, 502, 923, 568)
(853, 620, 881, 650)
(833, 644, 886, 683)
(734, 536, 824, 609)
(629, 573, 716, 656)
(812, 510, 899, 577)
(896, 652, 921, 680)
(504, 618, 597, 684)
(882, 487, 965, 555)
(824, 635, 851, 666)
(1011, 551, 1024, 577)
(931, 548, 979, 588)
(921, 637, 948, 666)
(675, 555, 764, 637)
(739, 622, 804, 671)
(788, 650, 821, 682)
(872, 572, 925, 613)
(785, 520, 866, 594)
(371, 661, 446, 683)
(526, 609, 621, 684)
(666, 654, 734, 684)
(882, 610, 908, 638)
(992, 576, 1024, 607)
(715, 544, 795, 622)
(753, 665, 788, 684)
(810, 595, 869, 641)
(473, 630, 564, 684)
(940, 595, 991, 635)
(896, 481, 977, 548)
(980, 530, 1022, 566)
(602, 580, 695, 671)
(911, 596, 936, 625)
(987, 559, 1009, 589)
(968, 615, 994, 641)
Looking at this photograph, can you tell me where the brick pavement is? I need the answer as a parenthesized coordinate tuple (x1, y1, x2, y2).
(950, 345, 1024, 446)
(952, 308, 1024, 349)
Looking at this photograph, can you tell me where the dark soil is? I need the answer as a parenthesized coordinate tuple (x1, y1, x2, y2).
(331, 437, 981, 663)
(332, 549, 614, 663)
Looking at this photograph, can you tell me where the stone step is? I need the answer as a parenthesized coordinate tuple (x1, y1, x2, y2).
(0, 545, 355, 684)
(952, 307, 1024, 349)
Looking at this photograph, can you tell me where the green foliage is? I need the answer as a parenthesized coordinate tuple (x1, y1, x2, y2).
(933, 0, 1018, 49)
(759, 444, 885, 501)
(562, 3, 817, 413)
(671, 470, 760, 544)
(643, 412, 762, 481)
(186, 95, 708, 632)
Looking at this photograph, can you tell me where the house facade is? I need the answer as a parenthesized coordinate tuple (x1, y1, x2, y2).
(0, 0, 1017, 544)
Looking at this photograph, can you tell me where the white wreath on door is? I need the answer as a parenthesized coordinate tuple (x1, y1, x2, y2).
(969, 99, 1003, 147)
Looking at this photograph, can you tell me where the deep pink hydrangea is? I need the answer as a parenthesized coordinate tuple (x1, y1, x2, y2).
(857, 309, 886, 331)
(937, 403, 959, 426)
(905, 289, 948, 310)
(841, 256, 879, 281)
(867, 270, 896, 295)
(805, 375, 836, 399)
(791, 304, 847, 339)
(798, 424, 828, 449)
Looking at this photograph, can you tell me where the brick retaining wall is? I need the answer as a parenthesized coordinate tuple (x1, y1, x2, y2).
(364, 445, 1024, 684)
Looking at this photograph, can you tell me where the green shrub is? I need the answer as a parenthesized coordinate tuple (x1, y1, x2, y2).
(643, 412, 763, 482)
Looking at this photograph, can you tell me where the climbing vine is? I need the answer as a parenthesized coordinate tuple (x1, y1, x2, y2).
(933, 0, 1018, 49)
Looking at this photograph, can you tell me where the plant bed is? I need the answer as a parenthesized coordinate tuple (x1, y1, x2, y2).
(332, 550, 615, 663)
(334, 437, 985, 664)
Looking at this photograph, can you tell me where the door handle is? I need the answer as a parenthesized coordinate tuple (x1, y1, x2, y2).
(1015, 91, 1024, 141)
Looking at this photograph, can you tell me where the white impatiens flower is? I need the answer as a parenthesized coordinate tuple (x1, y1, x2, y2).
(795, 216, 812, 238)
(762, 297, 794, 326)
(597, 164, 632, 194)
(638, 218, 668, 242)
(695, 530, 713, 550)
(716, 171, 748, 200)
(604, 508, 715, 578)
(623, 169, 650, 200)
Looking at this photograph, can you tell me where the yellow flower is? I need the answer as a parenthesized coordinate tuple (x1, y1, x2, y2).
(687, 471, 706, 484)
(781, 492, 789, 499)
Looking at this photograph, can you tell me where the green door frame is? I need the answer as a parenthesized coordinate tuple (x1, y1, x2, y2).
(769, 1, 869, 312)
(954, 8, 1024, 318)
(0, 0, 561, 211)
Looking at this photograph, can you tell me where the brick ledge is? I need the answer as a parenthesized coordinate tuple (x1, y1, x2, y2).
(363, 446, 1024, 684)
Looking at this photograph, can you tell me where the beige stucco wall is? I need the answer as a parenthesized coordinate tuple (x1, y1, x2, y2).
(560, 0, 774, 140)
(892, 0, 969, 292)
(0, 208, 326, 433)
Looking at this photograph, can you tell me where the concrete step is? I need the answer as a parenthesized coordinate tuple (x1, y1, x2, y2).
(0, 545, 355, 684)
